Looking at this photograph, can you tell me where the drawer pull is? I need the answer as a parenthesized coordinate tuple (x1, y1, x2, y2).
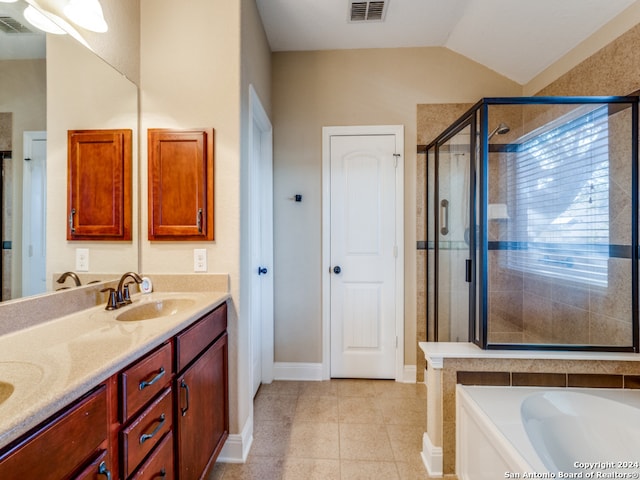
(139, 413, 166, 444)
(139, 367, 165, 390)
(180, 379, 190, 416)
(160, 468, 166, 478)
(98, 461, 112, 480)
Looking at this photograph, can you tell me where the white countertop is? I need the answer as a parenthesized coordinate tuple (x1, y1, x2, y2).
(419, 342, 640, 368)
(0, 290, 229, 450)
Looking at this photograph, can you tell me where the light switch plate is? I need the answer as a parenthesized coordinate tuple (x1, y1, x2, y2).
(194, 249, 207, 272)
(76, 248, 89, 272)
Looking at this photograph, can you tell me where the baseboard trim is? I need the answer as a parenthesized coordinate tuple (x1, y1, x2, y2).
(421, 432, 443, 478)
(273, 362, 324, 381)
(401, 365, 417, 383)
(217, 413, 253, 463)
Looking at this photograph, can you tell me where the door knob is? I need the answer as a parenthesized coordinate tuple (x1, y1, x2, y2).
(258, 266, 268, 275)
(333, 266, 342, 274)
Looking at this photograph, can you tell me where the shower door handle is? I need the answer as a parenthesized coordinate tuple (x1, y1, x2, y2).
(440, 199, 449, 235)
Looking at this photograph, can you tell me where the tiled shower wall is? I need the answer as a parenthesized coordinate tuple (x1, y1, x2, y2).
(416, 22, 640, 375)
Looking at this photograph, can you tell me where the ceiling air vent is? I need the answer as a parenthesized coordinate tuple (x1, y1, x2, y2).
(349, 1, 388, 22)
(0, 16, 33, 34)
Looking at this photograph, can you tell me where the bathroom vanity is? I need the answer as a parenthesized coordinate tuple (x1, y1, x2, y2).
(0, 289, 229, 479)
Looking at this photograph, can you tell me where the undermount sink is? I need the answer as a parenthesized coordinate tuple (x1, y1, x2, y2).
(0, 382, 14, 406)
(116, 298, 196, 322)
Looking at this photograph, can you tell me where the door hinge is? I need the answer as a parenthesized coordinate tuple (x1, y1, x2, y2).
(393, 153, 400, 168)
(393, 245, 398, 258)
(395, 336, 398, 348)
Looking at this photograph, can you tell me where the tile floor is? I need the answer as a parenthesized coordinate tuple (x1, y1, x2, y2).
(208, 379, 432, 480)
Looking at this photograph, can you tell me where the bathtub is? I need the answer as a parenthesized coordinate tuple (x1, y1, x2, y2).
(456, 385, 640, 479)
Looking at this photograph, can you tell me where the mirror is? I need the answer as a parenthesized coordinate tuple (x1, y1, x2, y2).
(0, 0, 138, 301)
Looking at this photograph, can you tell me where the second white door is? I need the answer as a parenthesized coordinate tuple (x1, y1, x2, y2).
(22, 131, 47, 298)
(329, 133, 398, 379)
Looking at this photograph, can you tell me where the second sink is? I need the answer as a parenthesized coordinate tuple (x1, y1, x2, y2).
(116, 298, 196, 322)
(0, 382, 14, 406)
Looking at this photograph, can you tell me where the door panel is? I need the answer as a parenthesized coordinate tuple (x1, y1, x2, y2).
(330, 134, 397, 379)
(22, 132, 47, 297)
(435, 126, 472, 342)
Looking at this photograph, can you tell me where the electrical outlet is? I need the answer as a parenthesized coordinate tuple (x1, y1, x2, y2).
(76, 248, 89, 272)
(194, 249, 207, 272)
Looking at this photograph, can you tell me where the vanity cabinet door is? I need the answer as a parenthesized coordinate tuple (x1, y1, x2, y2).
(148, 128, 214, 241)
(67, 129, 132, 240)
(175, 332, 228, 480)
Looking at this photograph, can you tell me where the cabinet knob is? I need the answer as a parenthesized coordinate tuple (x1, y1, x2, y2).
(258, 266, 268, 275)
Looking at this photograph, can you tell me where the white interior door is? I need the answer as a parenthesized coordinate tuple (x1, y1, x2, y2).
(329, 133, 398, 379)
(249, 86, 273, 397)
(22, 131, 47, 297)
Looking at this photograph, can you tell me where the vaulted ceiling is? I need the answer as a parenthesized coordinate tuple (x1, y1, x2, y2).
(256, 0, 638, 84)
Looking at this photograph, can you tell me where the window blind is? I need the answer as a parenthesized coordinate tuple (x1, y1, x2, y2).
(505, 106, 609, 287)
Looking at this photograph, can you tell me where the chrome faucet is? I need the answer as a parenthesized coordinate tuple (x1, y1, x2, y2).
(56, 271, 81, 287)
(116, 272, 143, 306)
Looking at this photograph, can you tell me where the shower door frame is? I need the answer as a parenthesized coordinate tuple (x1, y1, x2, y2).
(426, 96, 640, 353)
(427, 112, 479, 345)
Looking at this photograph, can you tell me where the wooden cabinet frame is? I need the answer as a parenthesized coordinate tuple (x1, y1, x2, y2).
(67, 129, 132, 240)
(147, 128, 214, 241)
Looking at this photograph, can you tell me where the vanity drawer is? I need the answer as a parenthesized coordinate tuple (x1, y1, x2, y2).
(121, 387, 173, 478)
(176, 302, 227, 372)
(0, 385, 107, 480)
(121, 342, 172, 422)
(130, 431, 174, 480)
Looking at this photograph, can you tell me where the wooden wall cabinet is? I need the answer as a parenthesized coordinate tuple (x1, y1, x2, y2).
(148, 128, 214, 241)
(67, 129, 132, 240)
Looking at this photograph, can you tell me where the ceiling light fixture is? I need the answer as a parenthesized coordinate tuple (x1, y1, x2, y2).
(0, 0, 19, 4)
(64, 0, 108, 33)
(23, 5, 66, 34)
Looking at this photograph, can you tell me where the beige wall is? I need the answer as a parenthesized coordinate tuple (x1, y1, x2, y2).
(46, 34, 139, 284)
(140, 0, 273, 438)
(271, 47, 521, 367)
(0, 59, 46, 297)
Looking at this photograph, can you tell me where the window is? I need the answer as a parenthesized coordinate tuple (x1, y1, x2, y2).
(506, 106, 609, 287)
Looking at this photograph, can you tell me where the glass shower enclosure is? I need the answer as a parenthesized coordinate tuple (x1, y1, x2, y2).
(426, 96, 639, 351)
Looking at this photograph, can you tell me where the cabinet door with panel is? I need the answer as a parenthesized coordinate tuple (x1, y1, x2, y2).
(148, 128, 214, 241)
(175, 303, 228, 480)
(67, 129, 132, 240)
(176, 333, 228, 480)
